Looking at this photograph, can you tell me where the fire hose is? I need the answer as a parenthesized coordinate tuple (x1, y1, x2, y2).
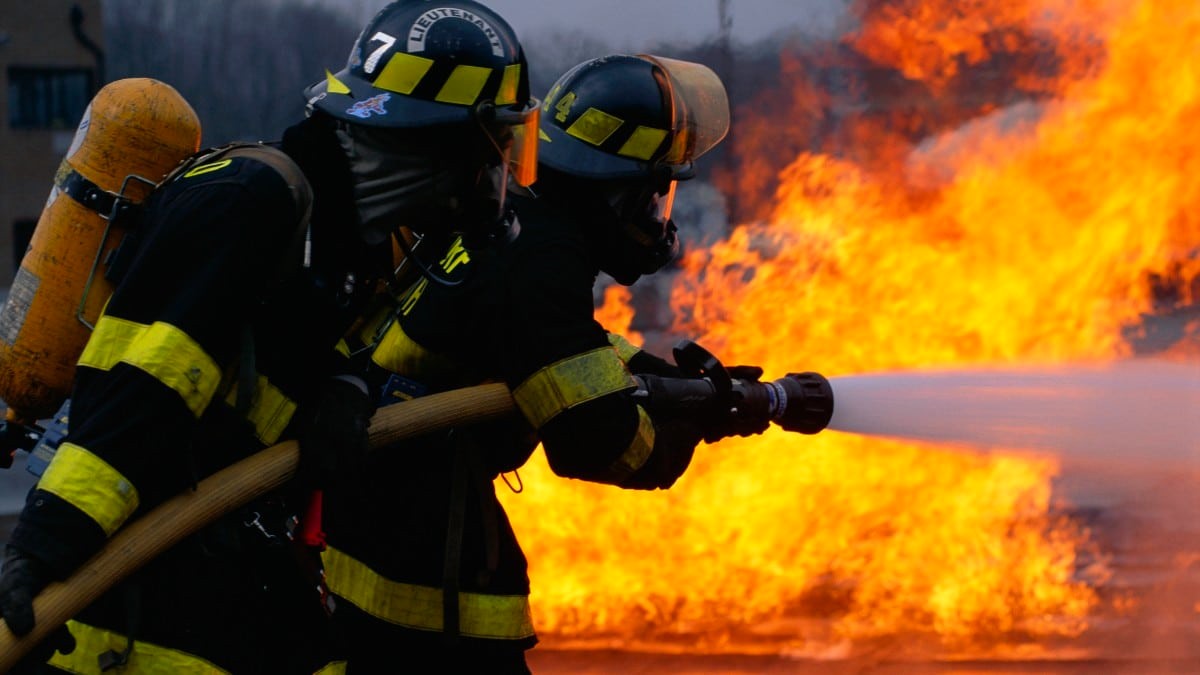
(0, 345, 833, 669)
(0, 383, 516, 670)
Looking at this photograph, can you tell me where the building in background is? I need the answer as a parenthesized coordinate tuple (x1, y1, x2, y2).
(0, 0, 104, 283)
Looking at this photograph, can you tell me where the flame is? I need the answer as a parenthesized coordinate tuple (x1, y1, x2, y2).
(594, 284, 644, 347)
(500, 0, 1199, 656)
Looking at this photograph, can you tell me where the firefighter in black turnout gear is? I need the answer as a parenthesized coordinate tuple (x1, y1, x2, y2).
(320, 54, 732, 673)
(0, 0, 538, 671)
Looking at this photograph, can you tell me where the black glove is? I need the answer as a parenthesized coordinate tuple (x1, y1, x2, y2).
(701, 365, 769, 443)
(726, 365, 764, 382)
(621, 416, 704, 490)
(0, 546, 76, 668)
(295, 376, 374, 488)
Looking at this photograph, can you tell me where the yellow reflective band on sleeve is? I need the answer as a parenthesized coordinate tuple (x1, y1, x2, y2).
(375, 52, 434, 95)
(566, 108, 624, 147)
(223, 375, 297, 445)
(325, 69, 351, 95)
(618, 125, 669, 160)
(608, 406, 656, 480)
(78, 315, 146, 371)
(316, 662, 348, 675)
(50, 620, 231, 674)
(435, 64, 492, 105)
(80, 316, 221, 418)
(513, 347, 637, 430)
(322, 546, 535, 640)
(370, 321, 459, 385)
(607, 333, 642, 363)
(496, 64, 521, 106)
(38, 443, 138, 537)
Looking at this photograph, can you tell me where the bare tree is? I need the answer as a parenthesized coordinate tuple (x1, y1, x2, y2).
(104, 0, 357, 144)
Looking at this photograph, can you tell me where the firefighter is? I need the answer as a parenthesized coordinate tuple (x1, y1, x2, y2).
(320, 54, 735, 673)
(0, 1, 537, 672)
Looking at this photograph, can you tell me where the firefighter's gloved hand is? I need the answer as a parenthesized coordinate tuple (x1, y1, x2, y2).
(620, 417, 704, 490)
(0, 545, 51, 637)
(8, 624, 76, 675)
(0, 545, 76, 669)
(295, 376, 374, 488)
(704, 365, 769, 443)
(726, 365, 764, 382)
(701, 404, 771, 443)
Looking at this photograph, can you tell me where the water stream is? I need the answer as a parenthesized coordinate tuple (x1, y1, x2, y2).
(827, 359, 1200, 468)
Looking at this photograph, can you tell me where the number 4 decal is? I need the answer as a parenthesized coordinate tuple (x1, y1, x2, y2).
(554, 92, 577, 123)
(364, 32, 397, 74)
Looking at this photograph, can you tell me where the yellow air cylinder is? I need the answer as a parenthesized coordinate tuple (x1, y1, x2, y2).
(0, 78, 201, 424)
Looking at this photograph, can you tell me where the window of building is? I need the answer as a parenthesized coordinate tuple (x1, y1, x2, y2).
(8, 67, 94, 130)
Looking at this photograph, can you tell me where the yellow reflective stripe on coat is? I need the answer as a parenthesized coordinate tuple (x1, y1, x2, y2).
(370, 320, 459, 383)
(512, 347, 637, 430)
(38, 443, 138, 537)
(223, 375, 297, 445)
(322, 546, 535, 640)
(315, 662, 348, 675)
(607, 332, 642, 363)
(609, 405, 656, 480)
(49, 620, 230, 674)
(78, 315, 222, 418)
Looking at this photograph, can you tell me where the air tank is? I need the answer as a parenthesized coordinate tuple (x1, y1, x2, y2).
(0, 78, 201, 425)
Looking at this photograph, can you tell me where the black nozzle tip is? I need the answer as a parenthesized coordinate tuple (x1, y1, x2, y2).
(776, 372, 834, 434)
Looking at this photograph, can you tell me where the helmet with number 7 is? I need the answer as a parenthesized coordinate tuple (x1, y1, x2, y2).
(304, 0, 539, 187)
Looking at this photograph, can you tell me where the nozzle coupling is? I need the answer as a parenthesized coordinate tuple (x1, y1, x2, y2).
(762, 373, 834, 434)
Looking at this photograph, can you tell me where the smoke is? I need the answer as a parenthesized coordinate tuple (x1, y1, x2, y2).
(828, 359, 1200, 470)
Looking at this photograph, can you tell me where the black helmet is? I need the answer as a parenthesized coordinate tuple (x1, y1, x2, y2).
(537, 55, 729, 284)
(302, 0, 541, 248)
(306, 1, 535, 130)
(538, 54, 730, 181)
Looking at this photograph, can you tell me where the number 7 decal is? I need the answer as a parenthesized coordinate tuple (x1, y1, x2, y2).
(363, 32, 397, 74)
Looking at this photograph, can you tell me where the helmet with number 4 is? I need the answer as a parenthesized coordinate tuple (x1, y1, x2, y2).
(539, 54, 729, 182)
(537, 55, 730, 283)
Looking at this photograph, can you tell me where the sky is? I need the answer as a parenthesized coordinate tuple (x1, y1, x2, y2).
(318, 0, 852, 50)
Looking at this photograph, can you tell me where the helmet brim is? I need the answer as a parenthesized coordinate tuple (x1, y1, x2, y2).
(304, 68, 474, 128)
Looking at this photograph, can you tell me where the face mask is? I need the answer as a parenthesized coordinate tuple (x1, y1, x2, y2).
(598, 179, 681, 284)
(335, 124, 510, 244)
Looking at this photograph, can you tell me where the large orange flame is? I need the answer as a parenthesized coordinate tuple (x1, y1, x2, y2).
(503, 0, 1198, 657)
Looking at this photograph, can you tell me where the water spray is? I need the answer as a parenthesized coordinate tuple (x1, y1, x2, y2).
(827, 360, 1200, 466)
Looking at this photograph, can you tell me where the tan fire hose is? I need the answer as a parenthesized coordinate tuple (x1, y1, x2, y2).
(0, 382, 517, 671)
